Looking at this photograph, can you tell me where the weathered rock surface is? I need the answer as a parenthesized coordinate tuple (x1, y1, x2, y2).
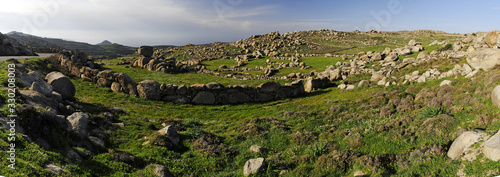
(492, 85, 500, 108)
(158, 125, 180, 146)
(447, 131, 490, 160)
(483, 130, 500, 161)
(137, 80, 162, 100)
(467, 48, 500, 71)
(19, 90, 58, 109)
(66, 112, 89, 139)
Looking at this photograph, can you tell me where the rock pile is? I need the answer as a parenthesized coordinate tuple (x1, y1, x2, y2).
(133, 46, 190, 73)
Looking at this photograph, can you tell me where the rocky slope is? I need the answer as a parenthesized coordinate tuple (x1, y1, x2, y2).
(0, 32, 36, 56)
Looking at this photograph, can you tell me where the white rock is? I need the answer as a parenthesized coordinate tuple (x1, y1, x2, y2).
(338, 84, 347, 89)
(492, 85, 500, 108)
(346, 85, 355, 90)
(447, 131, 490, 160)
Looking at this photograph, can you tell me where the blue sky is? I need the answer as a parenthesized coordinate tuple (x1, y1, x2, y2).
(1, 0, 499, 46)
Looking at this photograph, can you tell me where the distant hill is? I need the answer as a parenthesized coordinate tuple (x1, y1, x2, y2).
(7, 31, 62, 53)
(6, 31, 137, 57)
(96, 40, 112, 45)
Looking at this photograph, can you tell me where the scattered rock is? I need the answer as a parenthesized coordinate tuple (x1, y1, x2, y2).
(152, 164, 174, 177)
(46, 164, 64, 175)
(243, 158, 266, 176)
(158, 125, 180, 146)
(346, 85, 355, 90)
(483, 130, 500, 161)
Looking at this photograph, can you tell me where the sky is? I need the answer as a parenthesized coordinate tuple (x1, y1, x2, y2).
(1, 0, 500, 47)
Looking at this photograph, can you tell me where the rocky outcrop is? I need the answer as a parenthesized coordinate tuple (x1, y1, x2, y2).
(467, 48, 500, 71)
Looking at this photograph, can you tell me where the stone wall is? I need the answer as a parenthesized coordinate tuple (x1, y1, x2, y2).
(49, 50, 306, 105)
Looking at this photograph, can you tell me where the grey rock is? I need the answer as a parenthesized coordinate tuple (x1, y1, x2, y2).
(258, 81, 281, 93)
(138, 46, 154, 57)
(89, 136, 105, 148)
(30, 81, 53, 97)
(137, 80, 162, 100)
(158, 125, 180, 146)
(19, 90, 58, 109)
(192, 91, 216, 105)
(67, 112, 89, 139)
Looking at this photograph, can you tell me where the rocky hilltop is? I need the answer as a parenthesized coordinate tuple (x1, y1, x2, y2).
(0, 32, 36, 56)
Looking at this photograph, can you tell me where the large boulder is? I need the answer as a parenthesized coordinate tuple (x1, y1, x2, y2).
(192, 91, 216, 105)
(158, 125, 180, 146)
(243, 158, 266, 176)
(467, 48, 500, 71)
(137, 80, 162, 100)
(66, 112, 89, 139)
(483, 130, 500, 161)
(138, 46, 154, 57)
(417, 51, 430, 60)
(447, 131, 490, 160)
(45, 72, 75, 100)
(492, 85, 500, 108)
(117, 73, 138, 96)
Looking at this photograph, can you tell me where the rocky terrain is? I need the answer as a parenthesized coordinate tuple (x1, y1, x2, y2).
(2, 30, 500, 176)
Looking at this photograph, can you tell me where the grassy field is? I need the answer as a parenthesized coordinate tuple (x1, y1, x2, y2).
(2, 54, 500, 176)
